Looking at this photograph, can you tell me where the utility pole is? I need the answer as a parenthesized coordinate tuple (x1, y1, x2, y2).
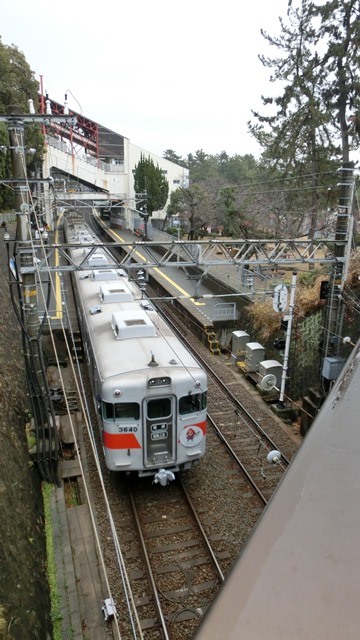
(139, 201, 149, 240)
(321, 162, 354, 383)
(279, 272, 297, 406)
(1, 107, 76, 484)
(136, 190, 149, 239)
(8, 109, 41, 383)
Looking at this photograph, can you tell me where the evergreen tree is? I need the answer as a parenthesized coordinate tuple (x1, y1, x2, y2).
(167, 185, 214, 239)
(0, 40, 39, 111)
(219, 186, 258, 238)
(248, 0, 360, 237)
(133, 153, 169, 217)
(218, 153, 260, 185)
(0, 38, 43, 211)
(163, 149, 187, 167)
(186, 149, 219, 182)
(311, 0, 360, 162)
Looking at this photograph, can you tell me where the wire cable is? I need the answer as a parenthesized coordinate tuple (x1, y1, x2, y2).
(12, 143, 142, 637)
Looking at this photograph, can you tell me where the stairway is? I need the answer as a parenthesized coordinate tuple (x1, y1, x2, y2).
(205, 327, 220, 355)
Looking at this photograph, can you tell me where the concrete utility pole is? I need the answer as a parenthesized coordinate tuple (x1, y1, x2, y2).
(7, 109, 41, 372)
(136, 190, 149, 239)
(279, 272, 297, 406)
(1, 107, 76, 484)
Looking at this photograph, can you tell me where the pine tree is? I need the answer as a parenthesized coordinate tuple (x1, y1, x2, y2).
(248, 0, 360, 237)
(311, 0, 360, 162)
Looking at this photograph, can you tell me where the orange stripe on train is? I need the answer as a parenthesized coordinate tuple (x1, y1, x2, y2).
(191, 420, 207, 434)
(103, 432, 141, 449)
(103, 421, 206, 450)
(199, 421, 207, 434)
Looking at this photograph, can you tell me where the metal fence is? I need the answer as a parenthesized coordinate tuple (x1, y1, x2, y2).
(213, 302, 237, 320)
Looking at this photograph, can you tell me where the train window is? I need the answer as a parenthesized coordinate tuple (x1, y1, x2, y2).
(201, 391, 207, 410)
(179, 392, 206, 415)
(114, 402, 140, 421)
(179, 392, 202, 415)
(103, 402, 140, 421)
(147, 398, 171, 419)
(103, 402, 114, 420)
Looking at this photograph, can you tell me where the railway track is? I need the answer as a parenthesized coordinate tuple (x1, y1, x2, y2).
(92, 218, 299, 503)
(94, 294, 296, 640)
(204, 374, 290, 504)
(59, 221, 302, 638)
(57, 350, 297, 638)
(126, 477, 225, 640)
(154, 301, 299, 502)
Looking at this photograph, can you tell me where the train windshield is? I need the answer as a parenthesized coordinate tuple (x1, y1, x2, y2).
(147, 397, 171, 419)
(179, 391, 207, 415)
(103, 401, 140, 421)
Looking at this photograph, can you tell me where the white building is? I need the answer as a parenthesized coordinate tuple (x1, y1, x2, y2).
(41, 95, 188, 231)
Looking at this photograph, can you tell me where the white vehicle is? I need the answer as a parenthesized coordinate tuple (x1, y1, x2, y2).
(65, 213, 207, 484)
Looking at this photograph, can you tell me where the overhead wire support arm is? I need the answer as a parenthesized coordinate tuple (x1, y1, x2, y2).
(12, 237, 346, 275)
(0, 114, 77, 126)
(0, 177, 56, 185)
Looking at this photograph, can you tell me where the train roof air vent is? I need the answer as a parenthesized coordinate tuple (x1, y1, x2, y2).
(92, 269, 118, 281)
(100, 284, 133, 303)
(88, 252, 108, 267)
(111, 311, 156, 339)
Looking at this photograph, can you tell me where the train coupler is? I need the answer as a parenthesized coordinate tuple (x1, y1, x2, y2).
(153, 468, 176, 486)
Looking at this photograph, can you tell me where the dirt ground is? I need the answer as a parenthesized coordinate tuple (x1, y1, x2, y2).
(0, 227, 52, 639)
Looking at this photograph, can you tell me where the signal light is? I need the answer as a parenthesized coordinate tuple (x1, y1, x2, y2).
(320, 280, 330, 299)
(274, 338, 286, 350)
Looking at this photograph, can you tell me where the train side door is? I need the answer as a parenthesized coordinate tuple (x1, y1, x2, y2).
(144, 396, 176, 468)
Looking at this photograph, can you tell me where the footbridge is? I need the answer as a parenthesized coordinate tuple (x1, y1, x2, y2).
(43, 135, 127, 203)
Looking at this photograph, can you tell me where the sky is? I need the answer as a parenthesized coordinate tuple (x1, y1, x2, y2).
(1, 0, 290, 160)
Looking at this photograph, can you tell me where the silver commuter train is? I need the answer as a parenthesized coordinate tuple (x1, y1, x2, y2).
(195, 338, 360, 639)
(65, 214, 207, 484)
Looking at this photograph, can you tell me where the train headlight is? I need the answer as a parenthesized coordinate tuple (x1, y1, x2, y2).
(114, 389, 122, 397)
(194, 381, 201, 388)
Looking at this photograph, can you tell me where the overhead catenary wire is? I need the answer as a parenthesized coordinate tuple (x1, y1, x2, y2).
(11, 156, 143, 638)
(6, 104, 358, 632)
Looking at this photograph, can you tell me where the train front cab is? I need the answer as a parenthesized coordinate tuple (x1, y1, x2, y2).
(100, 385, 207, 483)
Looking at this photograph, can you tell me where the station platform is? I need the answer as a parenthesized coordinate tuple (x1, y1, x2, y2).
(105, 225, 253, 322)
(97, 223, 262, 351)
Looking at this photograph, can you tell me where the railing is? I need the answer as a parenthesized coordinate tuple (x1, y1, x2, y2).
(46, 136, 124, 174)
(0, 212, 16, 223)
(46, 135, 68, 153)
(213, 302, 237, 320)
(104, 163, 124, 173)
